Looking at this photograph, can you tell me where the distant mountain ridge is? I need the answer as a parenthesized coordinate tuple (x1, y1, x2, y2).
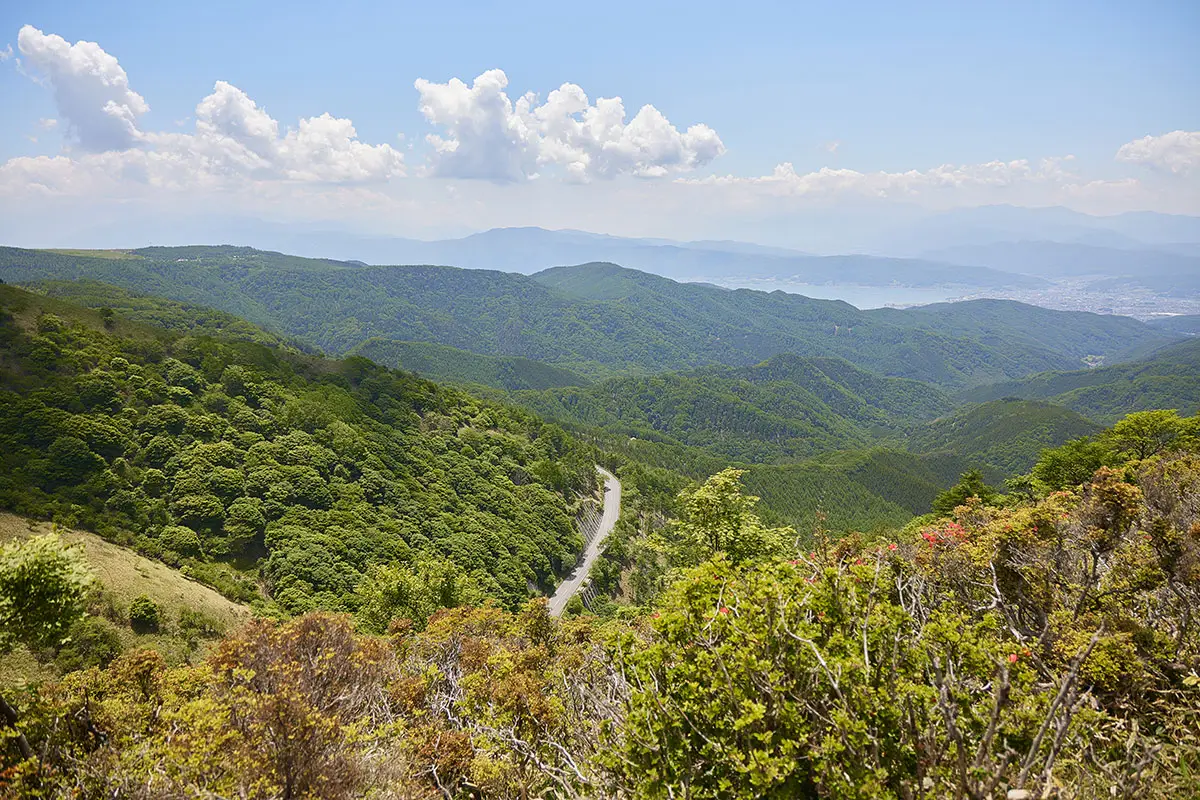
(923, 240, 1200, 278)
(351, 227, 1046, 289)
(960, 338, 1200, 421)
(872, 205, 1200, 254)
(12, 203, 1197, 260)
(922, 240, 1200, 297)
(0, 247, 1177, 389)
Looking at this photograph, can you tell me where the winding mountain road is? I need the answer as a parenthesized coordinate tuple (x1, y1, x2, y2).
(548, 466, 621, 617)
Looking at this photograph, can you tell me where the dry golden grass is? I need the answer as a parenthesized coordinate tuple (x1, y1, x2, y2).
(0, 513, 251, 632)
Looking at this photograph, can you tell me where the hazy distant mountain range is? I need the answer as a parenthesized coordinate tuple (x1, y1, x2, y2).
(3, 205, 1197, 308)
(921, 241, 1200, 297)
(2, 247, 1174, 389)
(275, 227, 1048, 290)
(180, 205, 1200, 296)
(867, 205, 1200, 254)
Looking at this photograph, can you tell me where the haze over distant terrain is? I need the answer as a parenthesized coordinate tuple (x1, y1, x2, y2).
(4, 7, 1197, 313)
(61, 205, 1194, 316)
(3, 4, 1198, 254)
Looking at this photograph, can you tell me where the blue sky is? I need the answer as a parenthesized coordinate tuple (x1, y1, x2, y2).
(1, 0, 1197, 246)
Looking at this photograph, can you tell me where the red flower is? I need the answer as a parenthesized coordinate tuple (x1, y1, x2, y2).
(718, 607, 730, 615)
(1008, 653, 1019, 663)
(887, 543, 898, 551)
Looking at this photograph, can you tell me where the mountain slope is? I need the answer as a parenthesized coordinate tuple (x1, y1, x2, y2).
(510, 354, 951, 463)
(27, 278, 316, 353)
(532, 263, 1171, 384)
(0, 512, 251, 632)
(870, 298, 1167, 365)
(0, 247, 1177, 388)
(1149, 315, 1200, 336)
(743, 449, 1000, 534)
(0, 283, 596, 613)
(348, 338, 591, 390)
(908, 399, 1102, 474)
(961, 338, 1200, 422)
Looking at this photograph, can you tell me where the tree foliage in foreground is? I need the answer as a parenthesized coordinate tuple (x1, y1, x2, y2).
(4, 436, 1199, 798)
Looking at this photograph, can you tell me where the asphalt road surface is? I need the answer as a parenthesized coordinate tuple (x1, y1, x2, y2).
(548, 466, 621, 617)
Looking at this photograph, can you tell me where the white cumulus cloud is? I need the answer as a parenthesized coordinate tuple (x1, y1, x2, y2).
(415, 69, 539, 182)
(17, 25, 149, 152)
(5, 30, 404, 194)
(162, 80, 405, 182)
(415, 69, 725, 182)
(1116, 130, 1200, 175)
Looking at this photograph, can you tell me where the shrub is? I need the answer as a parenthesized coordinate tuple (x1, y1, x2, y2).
(159, 525, 203, 557)
(128, 595, 161, 633)
(54, 616, 124, 672)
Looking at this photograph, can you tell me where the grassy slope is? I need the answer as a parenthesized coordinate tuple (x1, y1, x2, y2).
(0, 513, 251, 631)
(0, 513, 252, 686)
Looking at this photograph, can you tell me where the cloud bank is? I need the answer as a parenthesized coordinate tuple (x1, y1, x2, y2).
(415, 69, 724, 182)
(1116, 130, 1200, 176)
(1, 24, 1197, 237)
(7, 26, 405, 192)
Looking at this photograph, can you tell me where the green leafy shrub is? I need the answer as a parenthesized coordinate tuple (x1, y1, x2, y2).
(54, 615, 124, 672)
(128, 595, 161, 633)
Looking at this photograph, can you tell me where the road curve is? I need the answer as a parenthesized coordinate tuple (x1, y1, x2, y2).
(548, 466, 621, 617)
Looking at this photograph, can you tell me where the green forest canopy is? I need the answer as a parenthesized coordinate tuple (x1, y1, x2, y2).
(0, 284, 597, 615)
(0, 246, 1177, 387)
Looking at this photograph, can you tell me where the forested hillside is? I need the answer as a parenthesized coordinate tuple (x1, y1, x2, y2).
(512, 354, 950, 463)
(8, 276, 1167, 543)
(0, 284, 596, 615)
(29, 278, 316, 353)
(4, 413, 1198, 798)
(962, 338, 1200, 421)
(908, 398, 1102, 474)
(1149, 314, 1200, 335)
(348, 337, 591, 390)
(742, 448, 993, 533)
(0, 247, 1176, 388)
